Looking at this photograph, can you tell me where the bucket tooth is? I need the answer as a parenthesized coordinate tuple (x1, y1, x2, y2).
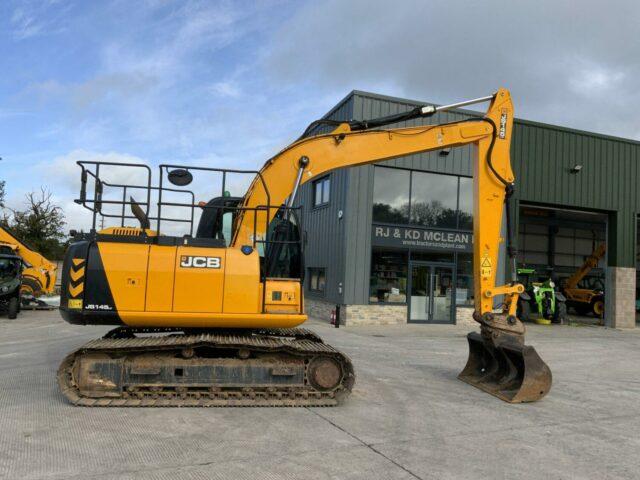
(458, 331, 552, 403)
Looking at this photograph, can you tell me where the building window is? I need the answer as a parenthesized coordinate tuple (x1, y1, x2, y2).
(456, 253, 474, 307)
(410, 171, 458, 229)
(308, 268, 326, 293)
(369, 250, 407, 303)
(371, 166, 473, 230)
(372, 167, 410, 224)
(313, 176, 331, 207)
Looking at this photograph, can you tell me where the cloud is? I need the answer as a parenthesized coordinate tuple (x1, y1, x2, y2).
(0, 109, 32, 119)
(13, 1, 297, 158)
(568, 62, 625, 94)
(13, 0, 640, 241)
(211, 81, 242, 98)
(8, 0, 72, 40)
(265, 0, 640, 139)
(10, 6, 44, 39)
(27, 150, 150, 231)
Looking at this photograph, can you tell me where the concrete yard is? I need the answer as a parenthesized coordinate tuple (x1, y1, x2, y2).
(1, 310, 639, 480)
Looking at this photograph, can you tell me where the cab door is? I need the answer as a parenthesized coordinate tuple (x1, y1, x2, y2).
(172, 246, 226, 313)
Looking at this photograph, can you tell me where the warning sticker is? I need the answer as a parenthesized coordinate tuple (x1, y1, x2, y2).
(68, 299, 83, 310)
(481, 254, 492, 277)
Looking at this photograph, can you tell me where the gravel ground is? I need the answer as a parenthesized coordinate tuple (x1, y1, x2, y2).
(1, 309, 639, 480)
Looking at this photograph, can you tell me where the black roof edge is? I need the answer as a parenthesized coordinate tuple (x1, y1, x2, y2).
(320, 91, 357, 120)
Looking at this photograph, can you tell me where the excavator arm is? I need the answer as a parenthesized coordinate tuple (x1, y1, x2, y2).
(235, 89, 520, 320)
(0, 227, 57, 296)
(234, 88, 551, 403)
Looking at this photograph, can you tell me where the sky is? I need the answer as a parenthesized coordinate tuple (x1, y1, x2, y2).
(1, 0, 639, 232)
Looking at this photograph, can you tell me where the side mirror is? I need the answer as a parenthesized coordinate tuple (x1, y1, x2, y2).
(168, 169, 193, 186)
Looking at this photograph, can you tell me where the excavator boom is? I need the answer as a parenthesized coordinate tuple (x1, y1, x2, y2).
(57, 88, 551, 406)
(565, 243, 606, 289)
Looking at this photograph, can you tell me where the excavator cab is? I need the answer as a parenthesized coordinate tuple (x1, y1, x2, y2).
(195, 196, 242, 243)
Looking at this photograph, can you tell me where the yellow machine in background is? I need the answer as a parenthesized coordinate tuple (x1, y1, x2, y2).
(57, 88, 552, 406)
(0, 227, 57, 298)
(563, 243, 606, 317)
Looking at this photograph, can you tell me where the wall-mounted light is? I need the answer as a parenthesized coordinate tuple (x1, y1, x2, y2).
(439, 148, 451, 156)
(570, 164, 583, 174)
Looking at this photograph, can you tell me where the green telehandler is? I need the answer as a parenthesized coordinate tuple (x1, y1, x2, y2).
(517, 267, 567, 325)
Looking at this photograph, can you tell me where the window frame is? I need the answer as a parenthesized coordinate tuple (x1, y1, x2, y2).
(308, 267, 327, 294)
(312, 175, 331, 208)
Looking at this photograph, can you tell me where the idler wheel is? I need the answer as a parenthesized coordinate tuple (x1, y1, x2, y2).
(308, 357, 342, 390)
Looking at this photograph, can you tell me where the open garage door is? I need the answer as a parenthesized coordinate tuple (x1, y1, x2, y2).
(517, 205, 607, 325)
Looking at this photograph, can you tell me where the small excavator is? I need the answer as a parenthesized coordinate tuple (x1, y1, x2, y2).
(57, 88, 552, 406)
(0, 226, 58, 309)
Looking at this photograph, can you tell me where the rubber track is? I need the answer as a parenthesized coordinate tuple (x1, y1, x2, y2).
(58, 328, 355, 407)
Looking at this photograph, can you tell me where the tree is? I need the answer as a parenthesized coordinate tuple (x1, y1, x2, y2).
(372, 202, 410, 224)
(2, 188, 67, 259)
(407, 200, 458, 229)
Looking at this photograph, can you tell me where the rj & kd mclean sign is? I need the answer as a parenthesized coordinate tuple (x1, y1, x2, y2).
(372, 224, 472, 252)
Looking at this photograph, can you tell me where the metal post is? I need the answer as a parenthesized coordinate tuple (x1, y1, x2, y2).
(121, 186, 127, 227)
(335, 304, 340, 328)
(286, 156, 309, 217)
(222, 171, 226, 197)
(157, 167, 163, 233)
(92, 164, 100, 231)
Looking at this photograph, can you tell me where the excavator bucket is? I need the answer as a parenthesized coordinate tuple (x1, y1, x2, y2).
(458, 331, 552, 403)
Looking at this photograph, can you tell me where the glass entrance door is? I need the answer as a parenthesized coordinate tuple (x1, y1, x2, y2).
(409, 263, 454, 323)
(409, 264, 430, 322)
(431, 266, 453, 323)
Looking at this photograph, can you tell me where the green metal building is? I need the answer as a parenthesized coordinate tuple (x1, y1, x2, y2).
(298, 90, 638, 328)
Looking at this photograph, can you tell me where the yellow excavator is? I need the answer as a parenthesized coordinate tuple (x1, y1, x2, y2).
(57, 88, 552, 406)
(0, 226, 57, 300)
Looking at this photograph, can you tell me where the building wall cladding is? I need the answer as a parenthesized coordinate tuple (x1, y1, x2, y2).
(511, 120, 640, 267)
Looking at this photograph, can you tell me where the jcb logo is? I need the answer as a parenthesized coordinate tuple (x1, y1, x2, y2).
(499, 111, 508, 139)
(180, 256, 221, 269)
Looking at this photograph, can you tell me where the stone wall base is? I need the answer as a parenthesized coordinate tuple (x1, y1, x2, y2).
(342, 304, 407, 326)
(305, 297, 475, 327)
(304, 297, 336, 322)
(455, 307, 477, 327)
(606, 267, 636, 329)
